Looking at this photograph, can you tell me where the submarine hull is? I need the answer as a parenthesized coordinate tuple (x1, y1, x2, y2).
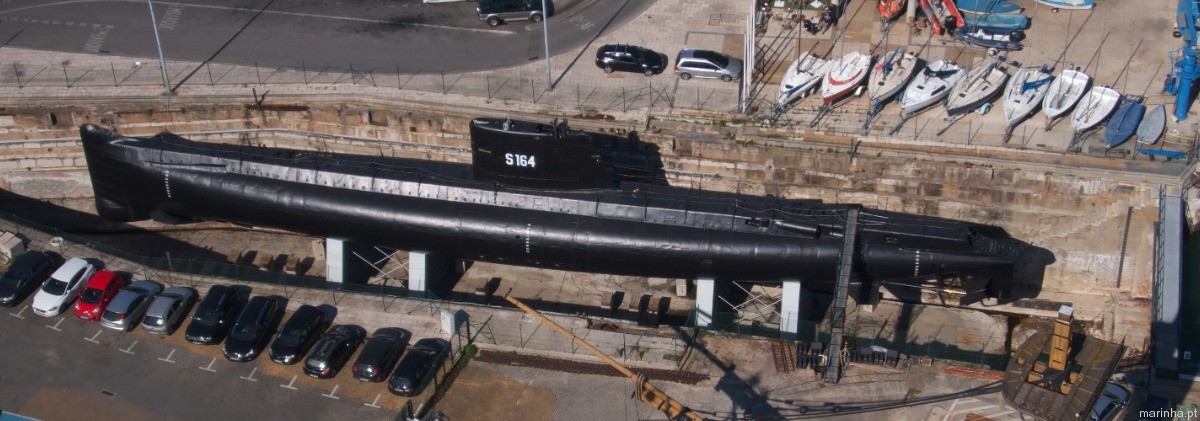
(79, 123, 1018, 297)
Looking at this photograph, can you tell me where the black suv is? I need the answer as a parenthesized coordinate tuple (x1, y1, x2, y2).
(268, 305, 329, 365)
(304, 324, 367, 379)
(388, 338, 449, 396)
(595, 44, 668, 76)
(223, 295, 280, 362)
(352, 328, 411, 382)
(0, 251, 57, 307)
(185, 284, 242, 345)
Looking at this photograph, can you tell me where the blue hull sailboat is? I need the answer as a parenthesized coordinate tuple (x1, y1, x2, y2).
(1104, 97, 1145, 148)
(963, 13, 1030, 30)
(957, 0, 1023, 14)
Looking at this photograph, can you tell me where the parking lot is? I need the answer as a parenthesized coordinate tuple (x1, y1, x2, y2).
(0, 288, 424, 420)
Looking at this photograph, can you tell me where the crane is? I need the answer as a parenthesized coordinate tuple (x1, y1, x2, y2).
(1167, 0, 1200, 121)
(503, 294, 705, 421)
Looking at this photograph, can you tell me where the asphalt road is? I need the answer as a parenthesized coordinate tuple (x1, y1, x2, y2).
(0, 299, 399, 421)
(0, 0, 653, 74)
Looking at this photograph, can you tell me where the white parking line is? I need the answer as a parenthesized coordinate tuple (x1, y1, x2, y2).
(322, 384, 340, 400)
(45, 318, 64, 331)
(9, 305, 27, 319)
(280, 375, 298, 390)
(84, 330, 102, 343)
(241, 367, 259, 382)
(365, 393, 382, 408)
(199, 357, 218, 372)
(158, 349, 176, 363)
(120, 340, 137, 354)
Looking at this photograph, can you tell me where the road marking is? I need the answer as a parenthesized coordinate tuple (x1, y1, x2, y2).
(46, 318, 64, 331)
(10, 305, 27, 319)
(200, 357, 218, 372)
(281, 375, 298, 390)
(322, 384, 340, 400)
(241, 367, 259, 382)
(158, 349, 177, 363)
(84, 330, 102, 343)
(120, 340, 137, 354)
(365, 394, 382, 408)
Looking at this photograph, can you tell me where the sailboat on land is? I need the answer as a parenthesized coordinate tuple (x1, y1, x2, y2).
(1103, 96, 1145, 148)
(945, 60, 1009, 116)
(1070, 86, 1121, 137)
(868, 49, 922, 110)
(899, 60, 965, 116)
(778, 52, 831, 108)
(1042, 68, 1091, 123)
(1136, 104, 1166, 145)
(1002, 65, 1054, 129)
(821, 51, 872, 105)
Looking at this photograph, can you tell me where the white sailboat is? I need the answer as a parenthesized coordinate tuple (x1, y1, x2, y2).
(777, 52, 830, 107)
(1071, 86, 1122, 135)
(944, 60, 1009, 116)
(1002, 66, 1054, 128)
(899, 59, 964, 116)
(867, 49, 921, 110)
(1042, 68, 1091, 120)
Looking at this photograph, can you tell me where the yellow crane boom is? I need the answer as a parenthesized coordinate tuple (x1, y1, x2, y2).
(503, 294, 704, 421)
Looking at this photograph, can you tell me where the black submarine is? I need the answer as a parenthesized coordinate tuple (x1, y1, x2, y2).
(79, 118, 1022, 299)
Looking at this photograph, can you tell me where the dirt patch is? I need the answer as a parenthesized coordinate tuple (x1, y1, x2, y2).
(437, 364, 556, 421)
(20, 387, 173, 421)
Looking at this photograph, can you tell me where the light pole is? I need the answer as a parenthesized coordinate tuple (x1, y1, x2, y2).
(541, 0, 552, 91)
(147, 0, 172, 95)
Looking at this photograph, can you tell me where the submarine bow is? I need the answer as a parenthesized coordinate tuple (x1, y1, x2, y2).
(79, 121, 1020, 298)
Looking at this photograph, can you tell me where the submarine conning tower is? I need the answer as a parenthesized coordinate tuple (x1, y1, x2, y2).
(469, 118, 617, 190)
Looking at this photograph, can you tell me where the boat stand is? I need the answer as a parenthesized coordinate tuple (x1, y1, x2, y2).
(936, 113, 967, 136)
(1044, 115, 1065, 132)
(887, 112, 914, 135)
(1002, 124, 1017, 143)
(862, 104, 885, 131)
(1068, 127, 1100, 152)
(811, 93, 859, 128)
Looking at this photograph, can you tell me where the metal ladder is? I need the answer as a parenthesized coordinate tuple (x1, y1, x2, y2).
(824, 207, 859, 382)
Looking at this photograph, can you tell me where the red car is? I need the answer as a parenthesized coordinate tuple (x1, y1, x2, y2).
(74, 270, 126, 322)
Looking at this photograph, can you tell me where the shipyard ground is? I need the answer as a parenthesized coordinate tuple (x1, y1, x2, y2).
(0, 0, 1195, 419)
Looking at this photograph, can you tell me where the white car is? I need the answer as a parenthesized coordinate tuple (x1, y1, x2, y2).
(31, 257, 97, 317)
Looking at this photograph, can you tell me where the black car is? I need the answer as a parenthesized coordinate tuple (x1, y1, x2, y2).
(388, 338, 449, 396)
(352, 327, 411, 382)
(269, 305, 328, 365)
(185, 284, 241, 345)
(304, 324, 367, 379)
(223, 296, 280, 362)
(0, 251, 56, 307)
(595, 44, 668, 76)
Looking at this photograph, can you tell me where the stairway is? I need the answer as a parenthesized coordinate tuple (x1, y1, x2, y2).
(824, 207, 859, 382)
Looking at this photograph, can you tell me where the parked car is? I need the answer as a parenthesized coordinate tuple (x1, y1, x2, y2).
(388, 337, 449, 396)
(595, 44, 668, 76)
(223, 295, 281, 362)
(303, 324, 367, 379)
(352, 327, 411, 382)
(141, 287, 197, 334)
(1088, 382, 1130, 421)
(100, 280, 163, 331)
(269, 305, 328, 365)
(674, 48, 743, 82)
(185, 284, 242, 345)
(74, 270, 127, 321)
(31, 257, 97, 317)
(477, 0, 544, 27)
(0, 251, 56, 307)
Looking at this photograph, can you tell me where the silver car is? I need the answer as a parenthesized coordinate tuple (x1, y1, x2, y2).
(141, 286, 197, 335)
(100, 280, 163, 331)
(674, 49, 743, 82)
